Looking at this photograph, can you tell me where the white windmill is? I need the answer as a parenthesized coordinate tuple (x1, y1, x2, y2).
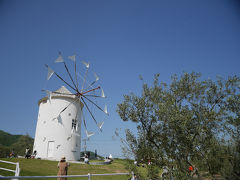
(33, 53, 108, 161)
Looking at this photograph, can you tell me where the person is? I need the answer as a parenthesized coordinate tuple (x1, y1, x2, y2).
(134, 160, 137, 166)
(84, 154, 89, 164)
(57, 156, 70, 180)
(10, 150, 15, 158)
(189, 165, 198, 177)
(25, 148, 31, 159)
(32, 150, 37, 159)
(188, 165, 194, 176)
(188, 165, 193, 172)
(131, 174, 138, 180)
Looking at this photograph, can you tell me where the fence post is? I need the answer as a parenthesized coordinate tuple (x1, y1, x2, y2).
(88, 173, 90, 180)
(15, 162, 20, 177)
(12, 162, 20, 180)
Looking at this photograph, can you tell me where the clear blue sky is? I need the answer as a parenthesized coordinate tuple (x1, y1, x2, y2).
(0, 0, 239, 158)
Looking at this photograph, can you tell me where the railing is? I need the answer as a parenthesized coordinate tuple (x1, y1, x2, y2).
(0, 172, 130, 180)
(0, 160, 20, 179)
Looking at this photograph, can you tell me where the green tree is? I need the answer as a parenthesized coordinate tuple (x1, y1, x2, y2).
(117, 72, 240, 179)
(11, 134, 34, 156)
(0, 144, 10, 158)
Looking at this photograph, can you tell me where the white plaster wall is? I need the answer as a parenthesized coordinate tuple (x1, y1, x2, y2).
(33, 96, 82, 161)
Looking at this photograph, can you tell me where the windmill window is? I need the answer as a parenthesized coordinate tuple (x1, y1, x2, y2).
(72, 119, 77, 130)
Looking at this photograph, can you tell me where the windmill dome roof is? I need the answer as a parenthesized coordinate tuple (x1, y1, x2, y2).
(55, 86, 72, 94)
(51, 86, 76, 99)
(38, 86, 83, 106)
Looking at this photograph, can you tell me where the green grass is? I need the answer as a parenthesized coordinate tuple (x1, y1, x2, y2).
(0, 158, 130, 180)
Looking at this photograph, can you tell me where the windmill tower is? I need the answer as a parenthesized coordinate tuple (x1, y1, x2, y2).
(33, 86, 83, 161)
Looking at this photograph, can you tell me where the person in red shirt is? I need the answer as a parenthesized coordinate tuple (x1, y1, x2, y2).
(188, 165, 193, 172)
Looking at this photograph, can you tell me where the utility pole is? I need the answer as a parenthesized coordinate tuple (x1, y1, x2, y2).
(82, 138, 88, 154)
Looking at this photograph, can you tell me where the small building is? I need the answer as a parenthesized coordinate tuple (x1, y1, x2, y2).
(33, 86, 83, 161)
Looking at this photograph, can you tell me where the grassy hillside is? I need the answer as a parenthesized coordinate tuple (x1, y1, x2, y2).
(0, 158, 130, 180)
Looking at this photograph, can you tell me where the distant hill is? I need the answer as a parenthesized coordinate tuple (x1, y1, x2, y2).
(0, 130, 34, 158)
(0, 130, 22, 146)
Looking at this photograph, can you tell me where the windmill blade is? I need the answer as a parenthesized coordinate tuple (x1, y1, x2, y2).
(46, 90, 52, 104)
(81, 97, 98, 125)
(74, 59, 79, 90)
(82, 113, 87, 129)
(90, 72, 99, 86)
(86, 130, 94, 138)
(63, 62, 78, 91)
(94, 72, 99, 81)
(68, 55, 76, 62)
(76, 72, 94, 91)
(81, 62, 90, 92)
(82, 61, 90, 69)
(97, 121, 104, 130)
(68, 54, 79, 89)
(104, 104, 108, 115)
(82, 114, 94, 138)
(55, 54, 64, 63)
(58, 97, 80, 116)
(47, 66, 54, 80)
(84, 94, 105, 98)
(82, 95, 108, 115)
(81, 86, 100, 95)
(88, 80, 97, 88)
(46, 64, 77, 92)
(84, 72, 100, 90)
(101, 88, 106, 98)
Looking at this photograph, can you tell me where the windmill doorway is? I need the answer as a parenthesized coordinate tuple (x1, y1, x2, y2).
(47, 141, 54, 158)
